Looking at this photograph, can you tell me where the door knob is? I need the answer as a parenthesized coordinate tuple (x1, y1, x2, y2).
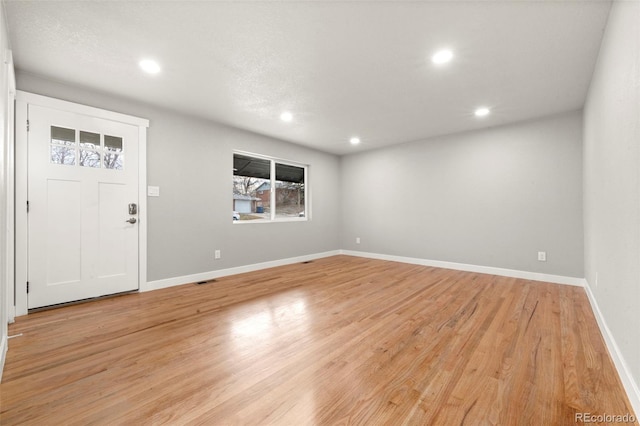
(125, 217, 137, 224)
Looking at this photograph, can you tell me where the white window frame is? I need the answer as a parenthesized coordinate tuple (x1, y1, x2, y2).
(233, 151, 309, 224)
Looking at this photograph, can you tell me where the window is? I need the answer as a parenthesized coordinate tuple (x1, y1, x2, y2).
(233, 152, 307, 222)
(79, 131, 101, 168)
(50, 126, 124, 170)
(104, 135, 124, 170)
(50, 126, 76, 166)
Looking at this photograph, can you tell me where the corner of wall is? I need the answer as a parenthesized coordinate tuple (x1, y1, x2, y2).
(581, 0, 640, 415)
(583, 280, 640, 417)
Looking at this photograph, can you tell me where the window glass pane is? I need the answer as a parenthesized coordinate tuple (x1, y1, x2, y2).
(80, 149, 101, 168)
(275, 163, 304, 183)
(104, 135, 123, 152)
(51, 126, 75, 146)
(104, 135, 124, 170)
(79, 131, 100, 149)
(50, 145, 76, 165)
(79, 131, 101, 168)
(233, 154, 270, 221)
(275, 163, 305, 219)
(233, 154, 270, 179)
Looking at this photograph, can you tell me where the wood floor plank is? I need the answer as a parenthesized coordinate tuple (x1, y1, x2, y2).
(0, 255, 636, 425)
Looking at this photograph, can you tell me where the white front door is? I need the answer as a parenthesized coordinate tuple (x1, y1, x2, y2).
(27, 104, 140, 308)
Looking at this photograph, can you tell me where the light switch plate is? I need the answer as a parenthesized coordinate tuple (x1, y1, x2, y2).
(148, 186, 160, 197)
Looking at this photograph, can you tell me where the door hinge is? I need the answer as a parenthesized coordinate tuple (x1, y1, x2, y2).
(26, 282, 29, 294)
(26, 119, 29, 132)
(26, 200, 29, 213)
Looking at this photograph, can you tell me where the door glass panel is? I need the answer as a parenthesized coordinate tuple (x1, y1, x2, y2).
(51, 126, 75, 146)
(79, 131, 100, 149)
(79, 131, 101, 168)
(104, 135, 124, 170)
(104, 135, 123, 151)
(80, 150, 101, 168)
(50, 126, 76, 165)
(50, 145, 76, 166)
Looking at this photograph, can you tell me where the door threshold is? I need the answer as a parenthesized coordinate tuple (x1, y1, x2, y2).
(28, 290, 139, 313)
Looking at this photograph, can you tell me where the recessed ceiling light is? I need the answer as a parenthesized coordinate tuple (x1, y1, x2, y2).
(474, 107, 490, 117)
(431, 49, 453, 65)
(139, 59, 161, 74)
(350, 137, 361, 145)
(280, 111, 293, 122)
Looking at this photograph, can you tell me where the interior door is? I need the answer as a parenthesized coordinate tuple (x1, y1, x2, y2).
(27, 104, 139, 309)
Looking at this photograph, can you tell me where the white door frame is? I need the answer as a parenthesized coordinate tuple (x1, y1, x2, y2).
(15, 91, 148, 316)
(5, 51, 15, 323)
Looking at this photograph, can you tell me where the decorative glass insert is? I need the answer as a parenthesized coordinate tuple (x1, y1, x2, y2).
(104, 135, 124, 170)
(50, 127, 124, 170)
(79, 131, 101, 168)
(50, 126, 76, 166)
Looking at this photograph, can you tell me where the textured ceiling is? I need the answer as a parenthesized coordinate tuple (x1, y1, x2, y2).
(4, 1, 611, 155)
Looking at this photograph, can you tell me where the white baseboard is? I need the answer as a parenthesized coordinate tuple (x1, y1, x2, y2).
(583, 280, 640, 417)
(143, 250, 341, 292)
(144, 249, 583, 293)
(339, 250, 585, 286)
(146, 248, 583, 291)
(0, 334, 7, 383)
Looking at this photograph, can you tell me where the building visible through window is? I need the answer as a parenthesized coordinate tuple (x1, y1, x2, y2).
(233, 153, 307, 222)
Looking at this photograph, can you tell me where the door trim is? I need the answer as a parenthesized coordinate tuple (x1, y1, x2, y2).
(5, 51, 15, 323)
(15, 91, 149, 316)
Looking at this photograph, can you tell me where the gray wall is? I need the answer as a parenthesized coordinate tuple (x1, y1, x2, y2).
(16, 72, 587, 284)
(583, 0, 640, 388)
(341, 111, 584, 278)
(16, 72, 341, 282)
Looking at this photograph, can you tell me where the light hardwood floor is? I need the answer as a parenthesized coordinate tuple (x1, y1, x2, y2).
(0, 255, 636, 425)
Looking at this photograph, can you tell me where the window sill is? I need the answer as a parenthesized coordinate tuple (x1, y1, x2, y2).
(233, 217, 308, 225)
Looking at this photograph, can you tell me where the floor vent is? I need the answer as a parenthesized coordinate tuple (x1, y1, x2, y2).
(196, 279, 217, 285)
(301, 261, 313, 264)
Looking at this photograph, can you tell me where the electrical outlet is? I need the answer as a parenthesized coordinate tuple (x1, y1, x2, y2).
(537, 251, 546, 262)
(215, 250, 221, 260)
(356, 237, 361, 244)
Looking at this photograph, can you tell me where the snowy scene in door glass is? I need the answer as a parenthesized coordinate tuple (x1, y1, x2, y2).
(104, 135, 124, 170)
(50, 126, 123, 170)
(79, 131, 101, 168)
(50, 126, 76, 166)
